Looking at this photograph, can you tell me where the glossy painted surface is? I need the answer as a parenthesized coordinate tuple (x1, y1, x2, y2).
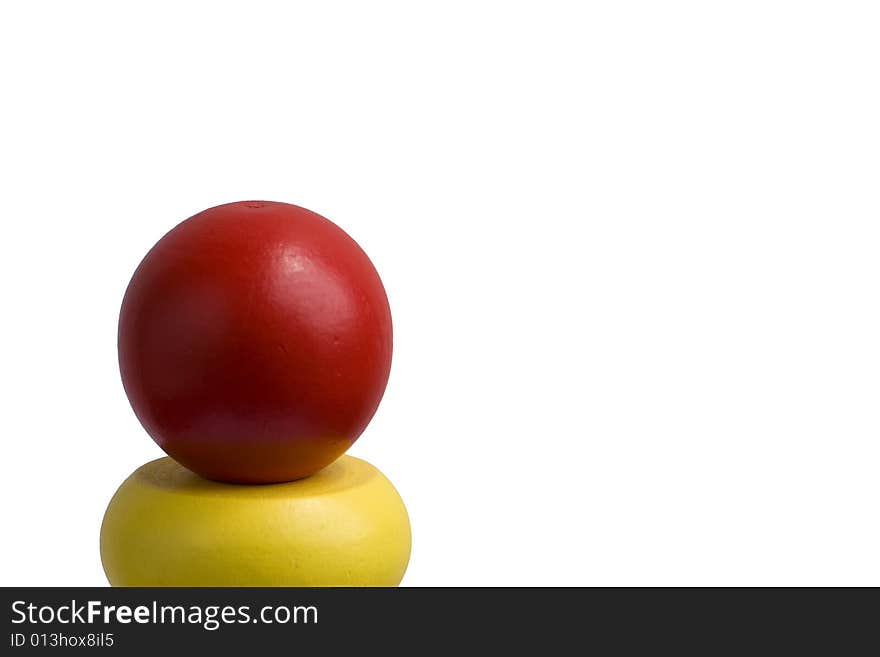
(118, 201, 392, 483)
(100, 456, 411, 586)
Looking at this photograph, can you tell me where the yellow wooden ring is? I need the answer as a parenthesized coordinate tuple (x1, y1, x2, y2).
(100, 455, 411, 586)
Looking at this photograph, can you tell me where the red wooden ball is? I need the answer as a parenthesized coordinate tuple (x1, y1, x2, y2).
(118, 201, 392, 483)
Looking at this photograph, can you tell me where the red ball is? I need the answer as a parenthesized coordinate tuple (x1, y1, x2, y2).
(118, 201, 392, 483)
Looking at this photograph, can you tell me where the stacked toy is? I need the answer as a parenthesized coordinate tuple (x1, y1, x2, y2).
(100, 201, 410, 586)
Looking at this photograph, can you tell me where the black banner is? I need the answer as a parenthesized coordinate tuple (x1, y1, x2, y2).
(1, 588, 875, 654)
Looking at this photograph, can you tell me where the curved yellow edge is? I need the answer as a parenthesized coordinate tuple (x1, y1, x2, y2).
(100, 455, 411, 586)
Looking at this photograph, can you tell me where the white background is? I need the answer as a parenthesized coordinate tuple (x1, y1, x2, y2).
(1, 2, 879, 586)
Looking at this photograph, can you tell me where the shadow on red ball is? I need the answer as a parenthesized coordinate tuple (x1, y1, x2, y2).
(118, 201, 392, 484)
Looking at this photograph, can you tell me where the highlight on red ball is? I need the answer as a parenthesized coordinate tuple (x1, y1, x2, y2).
(118, 201, 393, 484)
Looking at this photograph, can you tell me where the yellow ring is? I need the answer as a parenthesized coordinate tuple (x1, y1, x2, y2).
(100, 455, 411, 586)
